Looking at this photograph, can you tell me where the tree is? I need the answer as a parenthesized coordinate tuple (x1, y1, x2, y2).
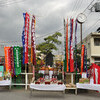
(37, 32, 62, 66)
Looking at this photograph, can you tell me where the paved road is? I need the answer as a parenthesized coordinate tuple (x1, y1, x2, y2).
(0, 89, 100, 100)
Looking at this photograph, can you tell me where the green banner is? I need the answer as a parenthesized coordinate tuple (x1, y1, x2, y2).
(13, 46, 21, 75)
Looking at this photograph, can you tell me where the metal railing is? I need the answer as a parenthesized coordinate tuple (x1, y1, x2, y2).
(11, 73, 80, 90)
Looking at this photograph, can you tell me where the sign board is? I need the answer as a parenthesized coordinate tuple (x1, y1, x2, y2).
(0, 66, 4, 77)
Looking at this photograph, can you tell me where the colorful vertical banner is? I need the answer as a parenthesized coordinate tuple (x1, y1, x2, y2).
(22, 13, 26, 64)
(13, 46, 21, 75)
(64, 19, 67, 72)
(84, 46, 87, 73)
(31, 15, 36, 65)
(93, 64, 100, 84)
(24, 12, 30, 64)
(81, 45, 85, 74)
(4, 47, 11, 72)
(66, 18, 69, 72)
(75, 20, 78, 70)
(10, 47, 15, 77)
(74, 19, 78, 82)
(69, 19, 74, 72)
(88, 64, 100, 84)
(83, 46, 88, 77)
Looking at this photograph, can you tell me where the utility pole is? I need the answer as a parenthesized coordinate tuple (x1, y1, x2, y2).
(77, 13, 87, 48)
(80, 23, 82, 48)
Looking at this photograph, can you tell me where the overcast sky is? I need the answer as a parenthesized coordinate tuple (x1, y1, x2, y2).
(0, 0, 100, 54)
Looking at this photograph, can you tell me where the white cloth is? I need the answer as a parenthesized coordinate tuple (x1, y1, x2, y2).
(30, 83, 66, 91)
(76, 83, 100, 91)
(0, 80, 11, 86)
(90, 77, 94, 84)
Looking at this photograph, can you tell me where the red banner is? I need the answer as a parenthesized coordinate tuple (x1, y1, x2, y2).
(10, 47, 15, 77)
(70, 19, 74, 72)
(88, 64, 100, 84)
(66, 18, 69, 72)
(4, 47, 11, 72)
(93, 64, 100, 84)
(81, 45, 85, 74)
(25, 12, 30, 64)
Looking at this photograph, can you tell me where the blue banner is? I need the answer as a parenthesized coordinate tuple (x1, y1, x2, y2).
(22, 13, 26, 64)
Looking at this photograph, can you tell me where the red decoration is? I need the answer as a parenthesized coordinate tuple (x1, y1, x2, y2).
(4, 47, 11, 72)
(88, 63, 100, 84)
(66, 18, 69, 72)
(50, 78, 57, 83)
(35, 82, 40, 84)
(31, 15, 36, 65)
(45, 82, 50, 84)
(58, 82, 63, 85)
(81, 45, 85, 74)
(70, 19, 74, 72)
(25, 12, 30, 64)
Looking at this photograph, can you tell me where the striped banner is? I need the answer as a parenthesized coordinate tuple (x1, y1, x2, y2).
(13, 46, 21, 75)
(4, 47, 11, 72)
(81, 45, 85, 74)
(75, 20, 77, 70)
(31, 15, 36, 65)
(66, 18, 69, 72)
(10, 47, 15, 77)
(84, 46, 87, 73)
(25, 12, 30, 64)
(22, 13, 26, 64)
(69, 19, 74, 72)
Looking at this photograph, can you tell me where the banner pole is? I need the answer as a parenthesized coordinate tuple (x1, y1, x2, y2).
(25, 64, 27, 73)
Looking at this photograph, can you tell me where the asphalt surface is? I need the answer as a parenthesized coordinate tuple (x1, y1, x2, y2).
(0, 89, 100, 100)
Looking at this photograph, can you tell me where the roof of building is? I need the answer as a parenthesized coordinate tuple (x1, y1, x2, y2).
(77, 32, 100, 48)
(91, 32, 100, 36)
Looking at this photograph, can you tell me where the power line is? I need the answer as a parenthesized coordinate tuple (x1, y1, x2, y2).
(0, 0, 27, 7)
(36, 27, 63, 39)
(0, 0, 15, 5)
(83, 11, 100, 34)
(70, 0, 81, 17)
(83, 0, 95, 13)
(0, 27, 63, 44)
(83, 19, 100, 35)
(72, 0, 83, 17)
